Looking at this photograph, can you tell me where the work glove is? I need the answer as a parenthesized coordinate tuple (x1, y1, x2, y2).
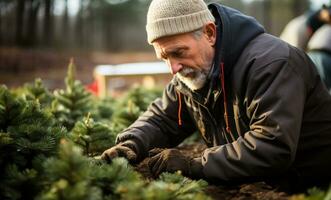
(101, 140, 138, 164)
(148, 148, 203, 179)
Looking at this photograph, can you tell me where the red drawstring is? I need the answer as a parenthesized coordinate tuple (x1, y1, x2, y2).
(220, 62, 231, 133)
(177, 91, 182, 126)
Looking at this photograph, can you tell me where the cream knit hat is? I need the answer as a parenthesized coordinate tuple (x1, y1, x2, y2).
(146, 0, 215, 44)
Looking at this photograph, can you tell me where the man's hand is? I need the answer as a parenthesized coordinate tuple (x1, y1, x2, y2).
(101, 142, 137, 164)
(148, 148, 203, 179)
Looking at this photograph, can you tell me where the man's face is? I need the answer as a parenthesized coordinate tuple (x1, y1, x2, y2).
(152, 25, 216, 91)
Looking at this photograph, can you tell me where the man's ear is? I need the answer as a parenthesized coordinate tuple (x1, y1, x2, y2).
(203, 22, 217, 45)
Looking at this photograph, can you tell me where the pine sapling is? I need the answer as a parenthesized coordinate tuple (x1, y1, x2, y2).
(52, 59, 92, 131)
(71, 113, 116, 156)
(111, 99, 142, 133)
(23, 78, 54, 108)
(36, 139, 103, 200)
(0, 86, 66, 200)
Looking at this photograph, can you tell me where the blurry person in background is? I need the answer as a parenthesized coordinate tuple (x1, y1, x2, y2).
(306, 24, 331, 92)
(280, 5, 331, 92)
(102, 0, 331, 193)
(280, 4, 331, 50)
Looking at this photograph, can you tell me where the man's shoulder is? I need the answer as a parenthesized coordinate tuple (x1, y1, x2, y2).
(236, 33, 316, 82)
(231, 32, 313, 81)
(248, 33, 291, 59)
(237, 33, 297, 68)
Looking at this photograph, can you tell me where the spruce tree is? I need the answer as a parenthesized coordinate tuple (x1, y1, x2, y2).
(52, 59, 92, 131)
(91, 154, 211, 200)
(111, 99, 142, 133)
(290, 186, 331, 200)
(120, 86, 162, 111)
(0, 85, 66, 200)
(90, 157, 144, 200)
(0, 71, 212, 200)
(0, 85, 24, 132)
(70, 113, 116, 156)
(36, 139, 143, 200)
(37, 138, 211, 200)
(110, 87, 162, 134)
(23, 78, 53, 108)
(91, 97, 114, 124)
(146, 172, 211, 200)
(36, 139, 103, 200)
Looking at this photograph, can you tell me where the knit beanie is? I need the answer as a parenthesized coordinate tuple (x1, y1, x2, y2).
(146, 0, 215, 44)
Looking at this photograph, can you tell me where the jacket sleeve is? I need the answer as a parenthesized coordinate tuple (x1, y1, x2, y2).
(116, 82, 196, 159)
(202, 50, 315, 181)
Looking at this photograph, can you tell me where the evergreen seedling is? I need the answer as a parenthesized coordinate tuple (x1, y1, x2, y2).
(110, 87, 162, 134)
(120, 86, 162, 111)
(52, 59, 92, 131)
(111, 99, 142, 133)
(71, 113, 116, 156)
(91, 97, 114, 123)
(38, 139, 143, 200)
(91, 157, 144, 200)
(23, 78, 53, 108)
(290, 185, 331, 200)
(0, 85, 24, 132)
(143, 172, 211, 200)
(36, 139, 103, 200)
(0, 85, 66, 200)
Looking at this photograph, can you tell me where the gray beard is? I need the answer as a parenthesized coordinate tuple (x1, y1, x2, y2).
(176, 67, 209, 91)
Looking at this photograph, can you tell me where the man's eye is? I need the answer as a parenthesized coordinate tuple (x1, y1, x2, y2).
(173, 51, 184, 57)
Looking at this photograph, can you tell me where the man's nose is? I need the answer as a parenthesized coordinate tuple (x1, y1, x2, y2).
(167, 59, 182, 75)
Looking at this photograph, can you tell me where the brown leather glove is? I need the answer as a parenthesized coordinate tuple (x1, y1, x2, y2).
(101, 141, 137, 164)
(148, 148, 203, 179)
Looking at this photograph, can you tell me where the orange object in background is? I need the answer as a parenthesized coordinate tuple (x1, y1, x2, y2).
(85, 79, 99, 96)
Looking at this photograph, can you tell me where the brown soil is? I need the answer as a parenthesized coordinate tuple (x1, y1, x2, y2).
(134, 143, 291, 200)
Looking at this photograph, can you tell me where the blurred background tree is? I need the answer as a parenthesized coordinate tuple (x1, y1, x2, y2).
(0, 0, 151, 51)
(0, 0, 320, 52)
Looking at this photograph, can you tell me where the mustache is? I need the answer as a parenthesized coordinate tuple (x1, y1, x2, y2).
(178, 66, 199, 77)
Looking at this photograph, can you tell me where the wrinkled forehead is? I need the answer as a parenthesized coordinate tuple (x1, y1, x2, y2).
(153, 43, 190, 60)
(152, 33, 194, 53)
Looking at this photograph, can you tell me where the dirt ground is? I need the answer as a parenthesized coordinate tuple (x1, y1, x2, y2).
(135, 143, 291, 200)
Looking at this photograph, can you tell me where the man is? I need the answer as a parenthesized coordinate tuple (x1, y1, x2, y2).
(102, 0, 331, 191)
(280, 5, 331, 94)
